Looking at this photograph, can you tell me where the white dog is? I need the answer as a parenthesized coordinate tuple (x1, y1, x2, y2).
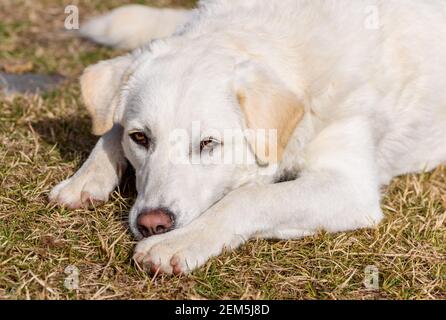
(50, 0, 446, 275)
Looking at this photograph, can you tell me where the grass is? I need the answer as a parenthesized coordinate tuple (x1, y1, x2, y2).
(0, 0, 445, 300)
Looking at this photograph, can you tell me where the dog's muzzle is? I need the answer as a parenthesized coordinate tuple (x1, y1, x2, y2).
(137, 208, 175, 238)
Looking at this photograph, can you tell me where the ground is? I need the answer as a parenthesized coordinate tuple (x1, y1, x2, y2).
(0, 0, 445, 300)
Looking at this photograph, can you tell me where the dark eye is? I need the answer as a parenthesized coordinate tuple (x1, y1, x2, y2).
(129, 132, 150, 148)
(200, 138, 217, 153)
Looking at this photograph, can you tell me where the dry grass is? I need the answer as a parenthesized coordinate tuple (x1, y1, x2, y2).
(0, 0, 445, 300)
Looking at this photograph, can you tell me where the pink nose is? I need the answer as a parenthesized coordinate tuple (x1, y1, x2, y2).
(137, 209, 174, 238)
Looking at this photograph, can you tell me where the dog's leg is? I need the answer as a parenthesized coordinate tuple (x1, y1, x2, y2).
(80, 5, 193, 50)
(49, 125, 127, 209)
(133, 117, 384, 274)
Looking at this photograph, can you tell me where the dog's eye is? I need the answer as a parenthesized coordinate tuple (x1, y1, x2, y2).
(129, 132, 150, 148)
(200, 138, 218, 153)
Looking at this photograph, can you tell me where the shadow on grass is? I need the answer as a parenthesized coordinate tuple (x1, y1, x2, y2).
(33, 115, 96, 162)
(32, 115, 137, 200)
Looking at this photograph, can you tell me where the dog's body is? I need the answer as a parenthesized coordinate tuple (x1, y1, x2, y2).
(50, 0, 446, 274)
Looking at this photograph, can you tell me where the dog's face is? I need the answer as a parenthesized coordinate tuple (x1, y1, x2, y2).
(80, 43, 304, 239)
(122, 53, 262, 236)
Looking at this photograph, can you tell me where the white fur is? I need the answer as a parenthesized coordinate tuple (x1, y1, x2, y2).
(80, 4, 191, 49)
(52, 0, 446, 274)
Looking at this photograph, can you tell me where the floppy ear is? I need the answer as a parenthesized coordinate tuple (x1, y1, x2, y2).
(80, 55, 133, 135)
(234, 62, 305, 165)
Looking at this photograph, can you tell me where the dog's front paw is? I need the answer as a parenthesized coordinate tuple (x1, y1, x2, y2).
(49, 166, 121, 209)
(133, 227, 231, 275)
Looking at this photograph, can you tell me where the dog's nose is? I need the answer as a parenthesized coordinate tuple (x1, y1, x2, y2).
(137, 209, 174, 238)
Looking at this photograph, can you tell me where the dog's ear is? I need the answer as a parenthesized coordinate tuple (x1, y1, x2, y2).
(234, 61, 305, 165)
(80, 55, 133, 135)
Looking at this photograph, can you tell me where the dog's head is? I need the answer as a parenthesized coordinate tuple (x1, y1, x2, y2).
(80, 42, 304, 239)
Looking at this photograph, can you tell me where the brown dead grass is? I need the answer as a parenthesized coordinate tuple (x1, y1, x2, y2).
(0, 0, 445, 300)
